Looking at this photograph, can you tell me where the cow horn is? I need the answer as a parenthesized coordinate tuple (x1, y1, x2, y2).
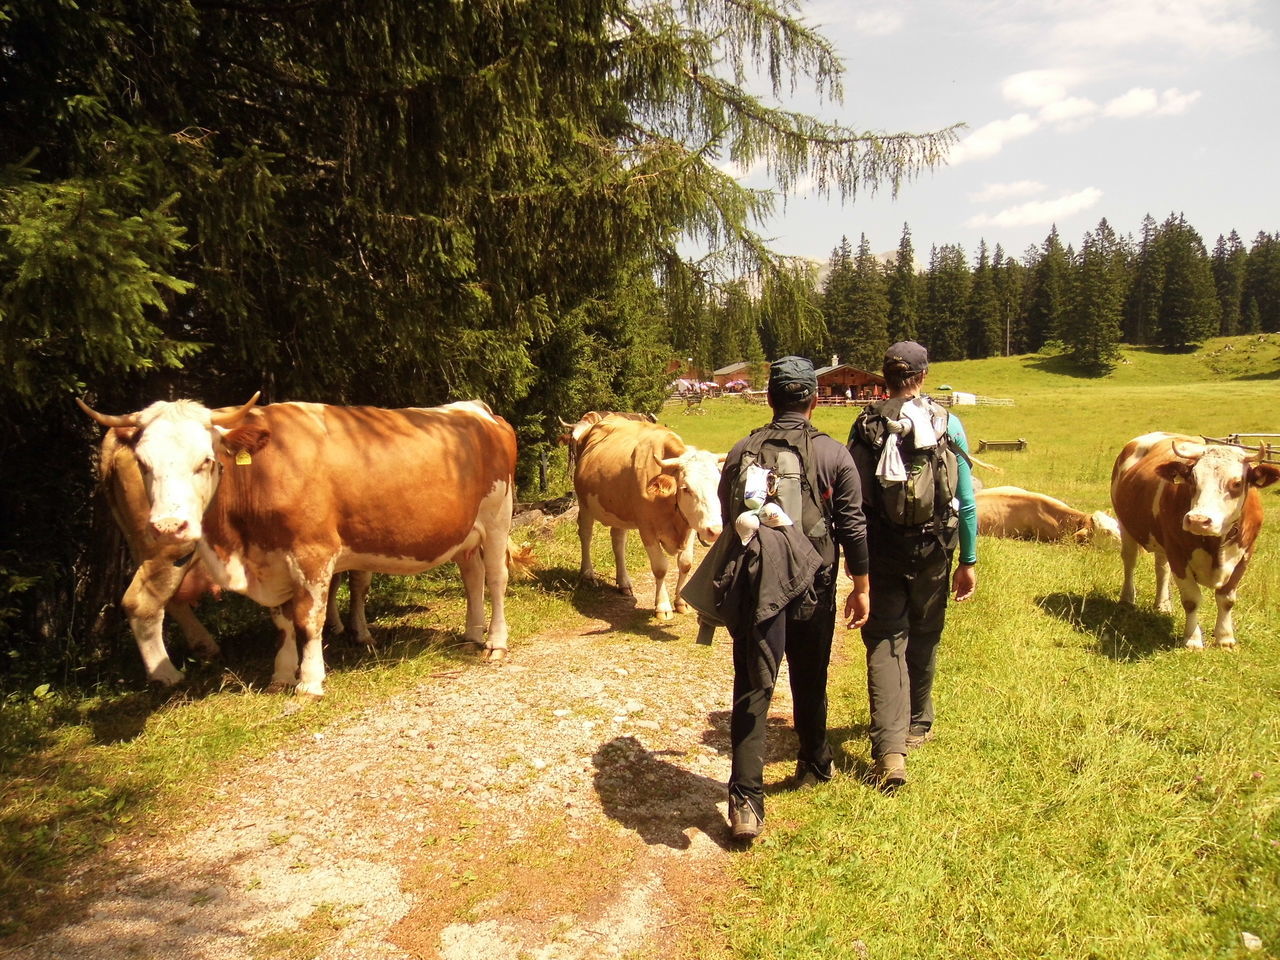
(1251, 444, 1269, 463)
(558, 417, 575, 429)
(75, 397, 141, 428)
(209, 392, 261, 426)
(654, 452, 684, 469)
(1169, 439, 1203, 460)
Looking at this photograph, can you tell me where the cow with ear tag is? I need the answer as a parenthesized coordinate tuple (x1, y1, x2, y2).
(1111, 432, 1280, 648)
(80, 395, 525, 696)
(569, 415, 723, 621)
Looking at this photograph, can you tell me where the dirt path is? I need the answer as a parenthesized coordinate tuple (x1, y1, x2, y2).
(4, 566, 816, 960)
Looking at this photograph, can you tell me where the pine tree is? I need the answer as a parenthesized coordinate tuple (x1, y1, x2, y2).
(1211, 231, 1248, 336)
(1156, 214, 1218, 349)
(1243, 232, 1280, 333)
(845, 234, 890, 369)
(821, 236, 856, 362)
(1024, 226, 1069, 350)
(991, 244, 1026, 355)
(965, 240, 1001, 358)
(1063, 219, 1125, 372)
(886, 223, 919, 342)
(1124, 214, 1164, 344)
(921, 244, 969, 360)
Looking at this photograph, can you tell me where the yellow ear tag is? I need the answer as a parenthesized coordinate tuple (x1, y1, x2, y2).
(235, 450, 252, 466)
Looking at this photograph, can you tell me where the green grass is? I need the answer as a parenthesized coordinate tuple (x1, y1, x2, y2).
(668, 337, 1280, 960)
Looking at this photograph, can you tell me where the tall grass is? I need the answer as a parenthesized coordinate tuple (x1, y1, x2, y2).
(670, 337, 1280, 960)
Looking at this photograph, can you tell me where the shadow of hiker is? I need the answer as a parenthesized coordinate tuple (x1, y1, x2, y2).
(591, 736, 734, 851)
(1037, 591, 1177, 662)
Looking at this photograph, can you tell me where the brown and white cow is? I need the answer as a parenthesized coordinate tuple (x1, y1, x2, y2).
(571, 416, 723, 620)
(80, 396, 522, 695)
(1111, 432, 1279, 648)
(98, 419, 378, 685)
(976, 485, 1121, 547)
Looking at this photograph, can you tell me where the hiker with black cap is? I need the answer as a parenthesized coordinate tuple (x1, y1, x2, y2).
(713, 355, 870, 841)
(847, 340, 978, 790)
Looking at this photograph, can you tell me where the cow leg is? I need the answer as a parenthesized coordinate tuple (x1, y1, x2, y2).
(1172, 574, 1204, 649)
(346, 570, 374, 646)
(611, 527, 634, 597)
(457, 548, 489, 650)
(482, 541, 511, 662)
(1119, 530, 1140, 606)
(1153, 549, 1173, 613)
(267, 606, 299, 693)
(165, 601, 219, 659)
(672, 530, 696, 615)
(577, 509, 599, 584)
(641, 536, 673, 621)
(293, 577, 332, 698)
(325, 572, 345, 636)
(123, 559, 188, 685)
(1212, 587, 1237, 649)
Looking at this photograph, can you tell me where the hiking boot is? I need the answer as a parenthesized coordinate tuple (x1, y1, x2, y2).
(793, 761, 821, 790)
(906, 726, 934, 751)
(873, 753, 907, 791)
(728, 796, 762, 841)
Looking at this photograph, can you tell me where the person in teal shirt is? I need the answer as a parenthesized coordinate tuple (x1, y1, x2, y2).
(847, 341, 978, 790)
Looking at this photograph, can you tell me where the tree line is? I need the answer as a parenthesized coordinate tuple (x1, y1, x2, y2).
(817, 216, 1280, 374)
(0, 0, 953, 682)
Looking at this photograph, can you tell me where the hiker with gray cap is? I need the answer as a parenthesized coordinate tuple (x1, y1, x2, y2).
(847, 340, 978, 790)
(712, 355, 870, 841)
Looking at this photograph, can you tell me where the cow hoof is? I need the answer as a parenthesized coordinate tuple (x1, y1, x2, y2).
(1184, 639, 1204, 651)
(294, 683, 325, 698)
(619, 585, 634, 598)
(352, 631, 375, 647)
(484, 647, 507, 663)
(1217, 638, 1237, 649)
(265, 681, 291, 694)
(656, 609, 674, 622)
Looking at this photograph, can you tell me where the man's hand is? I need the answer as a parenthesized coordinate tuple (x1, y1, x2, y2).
(953, 563, 977, 602)
(844, 574, 870, 629)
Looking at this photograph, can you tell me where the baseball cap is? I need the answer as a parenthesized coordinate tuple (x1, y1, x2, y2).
(768, 356, 818, 402)
(883, 341, 929, 377)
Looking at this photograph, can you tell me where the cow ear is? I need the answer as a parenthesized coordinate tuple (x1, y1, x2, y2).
(217, 423, 272, 457)
(646, 474, 678, 500)
(1154, 460, 1190, 484)
(1073, 527, 1091, 545)
(1250, 463, 1280, 489)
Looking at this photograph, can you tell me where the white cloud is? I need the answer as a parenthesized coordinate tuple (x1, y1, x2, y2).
(1002, 70, 1075, 108)
(947, 113, 1039, 165)
(967, 187, 1104, 229)
(1039, 96, 1097, 125)
(1104, 86, 1202, 117)
(852, 8, 906, 36)
(1047, 0, 1272, 58)
(968, 181, 1047, 204)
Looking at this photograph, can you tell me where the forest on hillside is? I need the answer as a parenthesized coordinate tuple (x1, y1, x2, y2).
(681, 217, 1280, 377)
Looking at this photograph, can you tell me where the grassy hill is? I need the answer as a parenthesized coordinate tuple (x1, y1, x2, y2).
(668, 336, 1280, 960)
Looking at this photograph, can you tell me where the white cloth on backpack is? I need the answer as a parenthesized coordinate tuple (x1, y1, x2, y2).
(876, 434, 907, 482)
(902, 397, 938, 448)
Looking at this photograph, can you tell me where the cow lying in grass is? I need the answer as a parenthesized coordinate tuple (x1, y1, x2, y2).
(976, 486, 1121, 547)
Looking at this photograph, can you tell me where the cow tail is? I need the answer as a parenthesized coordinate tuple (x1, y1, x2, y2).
(506, 543, 536, 580)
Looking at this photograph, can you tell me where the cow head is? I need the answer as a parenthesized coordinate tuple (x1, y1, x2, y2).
(78, 394, 261, 543)
(1084, 510, 1122, 548)
(1155, 440, 1280, 537)
(649, 449, 724, 546)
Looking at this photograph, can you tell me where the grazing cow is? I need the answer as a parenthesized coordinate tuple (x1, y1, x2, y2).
(571, 417, 723, 620)
(558, 412, 659, 470)
(80, 396, 523, 695)
(1110, 432, 1279, 648)
(976, 486, 1121, 547)
(98, 427, 377, 685)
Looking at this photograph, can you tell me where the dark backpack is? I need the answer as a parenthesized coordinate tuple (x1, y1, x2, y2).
(730, 421, 835, 567)
(849, 397, 962, 546)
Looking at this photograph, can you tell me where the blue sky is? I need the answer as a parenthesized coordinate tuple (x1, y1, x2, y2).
(731, 0, 1278, 266)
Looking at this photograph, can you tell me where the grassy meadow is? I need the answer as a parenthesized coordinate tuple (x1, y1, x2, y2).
(0, 335, 1277, 955)
(667, 337, 1280, 960)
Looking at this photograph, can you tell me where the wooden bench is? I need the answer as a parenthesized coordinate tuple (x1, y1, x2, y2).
(977, 438, 1028, 453)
